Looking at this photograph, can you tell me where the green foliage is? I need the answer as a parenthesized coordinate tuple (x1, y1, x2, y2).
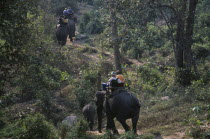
(73, 69, 97, 108)
(50, 0, 78, 15)
(118, 131, 138, 139)
(185, 80, 210, 102)
(138, 65, 162, 87)
(187, 105, 210, 138)
(135, 64, 165, 96)
(0, 92, 18, 107)
(175, 67, 197, 86)
(139, 134, 154, 139)
(97, 130, 116, 139)
(193, 45, 209, 60)
(0, 0, 72, 101)
(66, 119, 89, 139)
(0, 113, 58, 139)
(80, 12, 104, 34)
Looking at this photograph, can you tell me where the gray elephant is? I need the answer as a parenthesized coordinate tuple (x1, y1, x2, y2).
(95, 90, 141, 134)
(67, 19, 76, 42)
(82, 102, 96, 131)
(56, 16, 68, 46)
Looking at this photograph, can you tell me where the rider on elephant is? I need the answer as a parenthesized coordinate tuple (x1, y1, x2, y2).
(56, 15, 68, 28)
(64, 8, 77, 42)
(107, 71, 123, 93)
(116, 70, 125, 87)
(66, 9, 77, 22)
(56, 9, 69, 29)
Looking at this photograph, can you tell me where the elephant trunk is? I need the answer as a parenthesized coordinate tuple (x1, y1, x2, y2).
(97, 106, 103, 133)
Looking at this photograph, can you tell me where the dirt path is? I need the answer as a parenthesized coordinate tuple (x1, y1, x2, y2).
(86, 130, 186, 139)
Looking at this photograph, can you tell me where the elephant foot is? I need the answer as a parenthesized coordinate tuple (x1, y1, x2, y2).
(133, 129, 137, 134)
(113, 129, 119, 135)
(125, 127, 130, 132)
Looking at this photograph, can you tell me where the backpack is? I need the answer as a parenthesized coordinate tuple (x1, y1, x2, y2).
(110, 78, 119, 88)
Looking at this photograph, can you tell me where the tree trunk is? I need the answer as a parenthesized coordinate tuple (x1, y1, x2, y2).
(175, 0, 187, 69)
(175, 0, 198, 85)
(184, 0, 198, 71)
(111, 11, 122, 73)
(110, 2, 122, 73)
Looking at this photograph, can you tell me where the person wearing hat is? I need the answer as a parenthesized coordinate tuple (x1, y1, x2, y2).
(116, 70, 125, 87)
(107, 71, 123, 92)
(64, 8, 77, 42)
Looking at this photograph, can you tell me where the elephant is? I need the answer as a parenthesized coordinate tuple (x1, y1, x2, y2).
(82, 102, 96, 131)
(56, 24, 68, 46)
(95, 90, 141, 134)
(67, 18, 76, 42)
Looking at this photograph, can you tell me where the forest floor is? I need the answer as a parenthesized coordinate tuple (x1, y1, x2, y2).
(86, 130, 186, 139)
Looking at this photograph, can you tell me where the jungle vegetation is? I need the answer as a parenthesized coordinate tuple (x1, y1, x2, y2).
(0, 0, 209, 138)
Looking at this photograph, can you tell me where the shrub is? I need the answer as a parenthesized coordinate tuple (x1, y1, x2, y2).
(73, 69, 97, 108)
(118, 131, 139, 139)
(66, 119, 89, 139)
(0, 113, 58, 139)
(97, 130, 116, 139)
(188, 117, 210, 139)
(137, 65, 162, 87)
(85, 19, 104, 34)
(79, 12, 104, 34)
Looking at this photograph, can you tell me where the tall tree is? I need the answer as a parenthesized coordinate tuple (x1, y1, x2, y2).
(103, 0, 122, 73)
(154, 0, 199, 85)
(172, 0, 198, 85)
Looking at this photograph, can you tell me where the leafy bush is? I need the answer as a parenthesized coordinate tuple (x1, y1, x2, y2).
(97, 130, 116, 139)
(0, 113, 58, 139)
(78, 0, 94, 5)
(73, 69, 97, 108)
(184, 80, 210, 102)
(80, 12, 104, 34)
(182, 103, 210, 138)
(193, 46, 209, 60)
(118, 131, 139, 139)
(85, 19, 104, 34)
(66, 119, 89, 139)
(137, 65, 162, 87)
(50, 0, 78, 16)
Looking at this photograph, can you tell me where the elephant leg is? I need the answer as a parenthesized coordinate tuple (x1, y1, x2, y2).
(116, 116, 130, 132)
(61, 39, 66, 46)
(89, 118, 94, 131)
(97, 107, 103, 133)
(70, 37, 73, 42)
(132, 113, 139, 134)
(106, 115, 118, 134)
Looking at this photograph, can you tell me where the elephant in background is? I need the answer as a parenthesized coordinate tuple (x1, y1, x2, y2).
(82, 102, 96, 131)
(67, 19, 76, 42)
(56, 16, 68, 46)
(56, 25, 68, 46)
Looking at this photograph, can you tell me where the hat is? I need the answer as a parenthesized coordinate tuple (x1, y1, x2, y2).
(67, 9, 74, 15)
(63, 10, 69, 16)
(111, 71, 117, 75)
